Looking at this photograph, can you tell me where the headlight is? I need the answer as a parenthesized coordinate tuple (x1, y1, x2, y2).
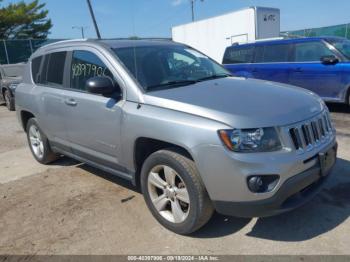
(218, 127, 282, 152)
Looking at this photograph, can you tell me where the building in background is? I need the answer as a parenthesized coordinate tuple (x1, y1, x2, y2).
(172, 7, 281, 62)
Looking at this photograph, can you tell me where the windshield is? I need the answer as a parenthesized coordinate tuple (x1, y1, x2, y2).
(327, 38, 350, 59)
(112, 44, 230, 91)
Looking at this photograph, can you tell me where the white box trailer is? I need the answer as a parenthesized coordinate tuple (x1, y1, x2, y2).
(172, 6, 280, 62)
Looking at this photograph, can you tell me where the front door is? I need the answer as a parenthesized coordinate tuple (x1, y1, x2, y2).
(63, 50, 125, 171)
(289, 41, 342, 99)
(250, 43, 293, 85)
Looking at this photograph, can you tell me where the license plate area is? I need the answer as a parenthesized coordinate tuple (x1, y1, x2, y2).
(319, 148, 336, 177)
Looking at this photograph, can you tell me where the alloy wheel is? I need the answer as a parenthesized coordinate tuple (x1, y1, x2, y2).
(29, 125, 44, 159)
(147, 165, 190, 223)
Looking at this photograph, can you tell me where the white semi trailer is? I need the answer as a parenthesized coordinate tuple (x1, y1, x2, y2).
(172, 6, 280, 62)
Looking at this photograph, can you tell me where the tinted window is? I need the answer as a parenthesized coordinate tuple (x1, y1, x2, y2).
(223, 46, 254, 64)
(45, 52, 67, 85)
(294, 41, 334, 62)
(255, 44, 290, 63)
(70, 50, 113, 91)
(31, 56, 42, 83)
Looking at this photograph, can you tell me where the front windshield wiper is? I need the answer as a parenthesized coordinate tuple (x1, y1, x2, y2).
(147, 80, 198, 90)
(196, 74, 231, 82)
(146, 75, 232, 91)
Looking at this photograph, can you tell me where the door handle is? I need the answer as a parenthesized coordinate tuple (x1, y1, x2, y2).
(294, 67, 303, 73)
(64, 98, 77, 106)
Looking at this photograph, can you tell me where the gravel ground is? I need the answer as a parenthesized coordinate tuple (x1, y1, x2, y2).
(0, 103, 349, 255)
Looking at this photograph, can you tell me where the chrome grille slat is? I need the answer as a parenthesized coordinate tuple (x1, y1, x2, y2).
(287, 111, 334, 154)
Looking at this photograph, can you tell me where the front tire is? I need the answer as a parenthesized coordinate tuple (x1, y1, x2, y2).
(141, 149, 214, 234)
(4, 89, 15, 111)
(26, 118, 59, 164)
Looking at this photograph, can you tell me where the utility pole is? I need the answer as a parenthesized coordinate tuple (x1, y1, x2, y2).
(191, 0, 195, 22)
(190, 0, 204, 22)
(86, 0, 101, 39)
(72, 26, 87, 38)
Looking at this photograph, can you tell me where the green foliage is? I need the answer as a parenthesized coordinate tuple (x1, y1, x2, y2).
(0, 0, 52, 39)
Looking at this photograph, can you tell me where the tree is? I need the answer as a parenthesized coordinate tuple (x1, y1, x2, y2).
(0, 0, 52, 39)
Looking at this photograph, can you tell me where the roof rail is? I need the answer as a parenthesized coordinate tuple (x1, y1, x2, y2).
(253, 37, 285, 42)
(38, 38, 89, 49)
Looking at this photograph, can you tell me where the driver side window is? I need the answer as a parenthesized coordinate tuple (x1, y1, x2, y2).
(294, 42, 334, 62)
(70, 50, 114, 91)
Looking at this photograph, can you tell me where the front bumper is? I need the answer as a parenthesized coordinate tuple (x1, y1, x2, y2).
(213, 143, 337, 218)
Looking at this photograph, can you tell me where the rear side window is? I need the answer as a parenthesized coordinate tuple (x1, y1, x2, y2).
(223, 46, 254, 64)
(294, 41, 334, 62)
(31, 56, 42, 83)
(70, 50, 113, 91)
(255, 44, 290, 63)
(45, 52, 67, 85)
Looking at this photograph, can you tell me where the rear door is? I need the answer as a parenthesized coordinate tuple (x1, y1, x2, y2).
(222, 45, 254, 78)
(35, 52, 71, 152)
(250, 43, 293, 84)
(289, 40, 343, 98)
(63, 49, 126, 172)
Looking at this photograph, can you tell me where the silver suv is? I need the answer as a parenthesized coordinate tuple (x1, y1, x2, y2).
(15, 39, 337, 234)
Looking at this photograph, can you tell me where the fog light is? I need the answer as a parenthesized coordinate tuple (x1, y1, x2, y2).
(247, 175, 280, 193)
(248, 176, 264, 193)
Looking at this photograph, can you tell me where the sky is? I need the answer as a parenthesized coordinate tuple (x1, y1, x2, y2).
(2, 0, 350, 39)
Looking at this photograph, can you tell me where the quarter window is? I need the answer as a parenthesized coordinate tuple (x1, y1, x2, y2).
(70, 50, 113, 91)
(294, 42, 334, 62)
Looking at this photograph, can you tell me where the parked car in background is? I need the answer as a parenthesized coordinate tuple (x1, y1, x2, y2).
(15, 39, 337, 234)
(223, 37, 350, 106)
(0, 63, 24, 111)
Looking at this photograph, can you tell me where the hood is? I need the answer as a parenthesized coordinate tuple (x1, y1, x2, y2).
(143, 77, 324, 128)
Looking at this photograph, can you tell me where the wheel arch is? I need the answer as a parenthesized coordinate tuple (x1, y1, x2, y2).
(1, 86, 8, 98)
(20, 110, 36, 131)
(133, 137, 194, 187)
(346, 85, 350, 104)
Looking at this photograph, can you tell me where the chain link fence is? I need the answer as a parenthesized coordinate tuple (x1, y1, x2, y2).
(283, 23, 350, 40)
(0, 39, 63, 64)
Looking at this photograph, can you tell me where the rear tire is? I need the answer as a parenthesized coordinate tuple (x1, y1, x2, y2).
(4, 89, 15, 111)
(26, 118, 59, 164)
(141, 149, 214, 234)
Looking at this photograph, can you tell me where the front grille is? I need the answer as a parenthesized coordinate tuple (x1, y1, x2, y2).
(288, 111, 334, 153)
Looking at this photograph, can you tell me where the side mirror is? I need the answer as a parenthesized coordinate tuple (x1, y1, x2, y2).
(321, 55, 339, 65)
(86, 76, 121, 96)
